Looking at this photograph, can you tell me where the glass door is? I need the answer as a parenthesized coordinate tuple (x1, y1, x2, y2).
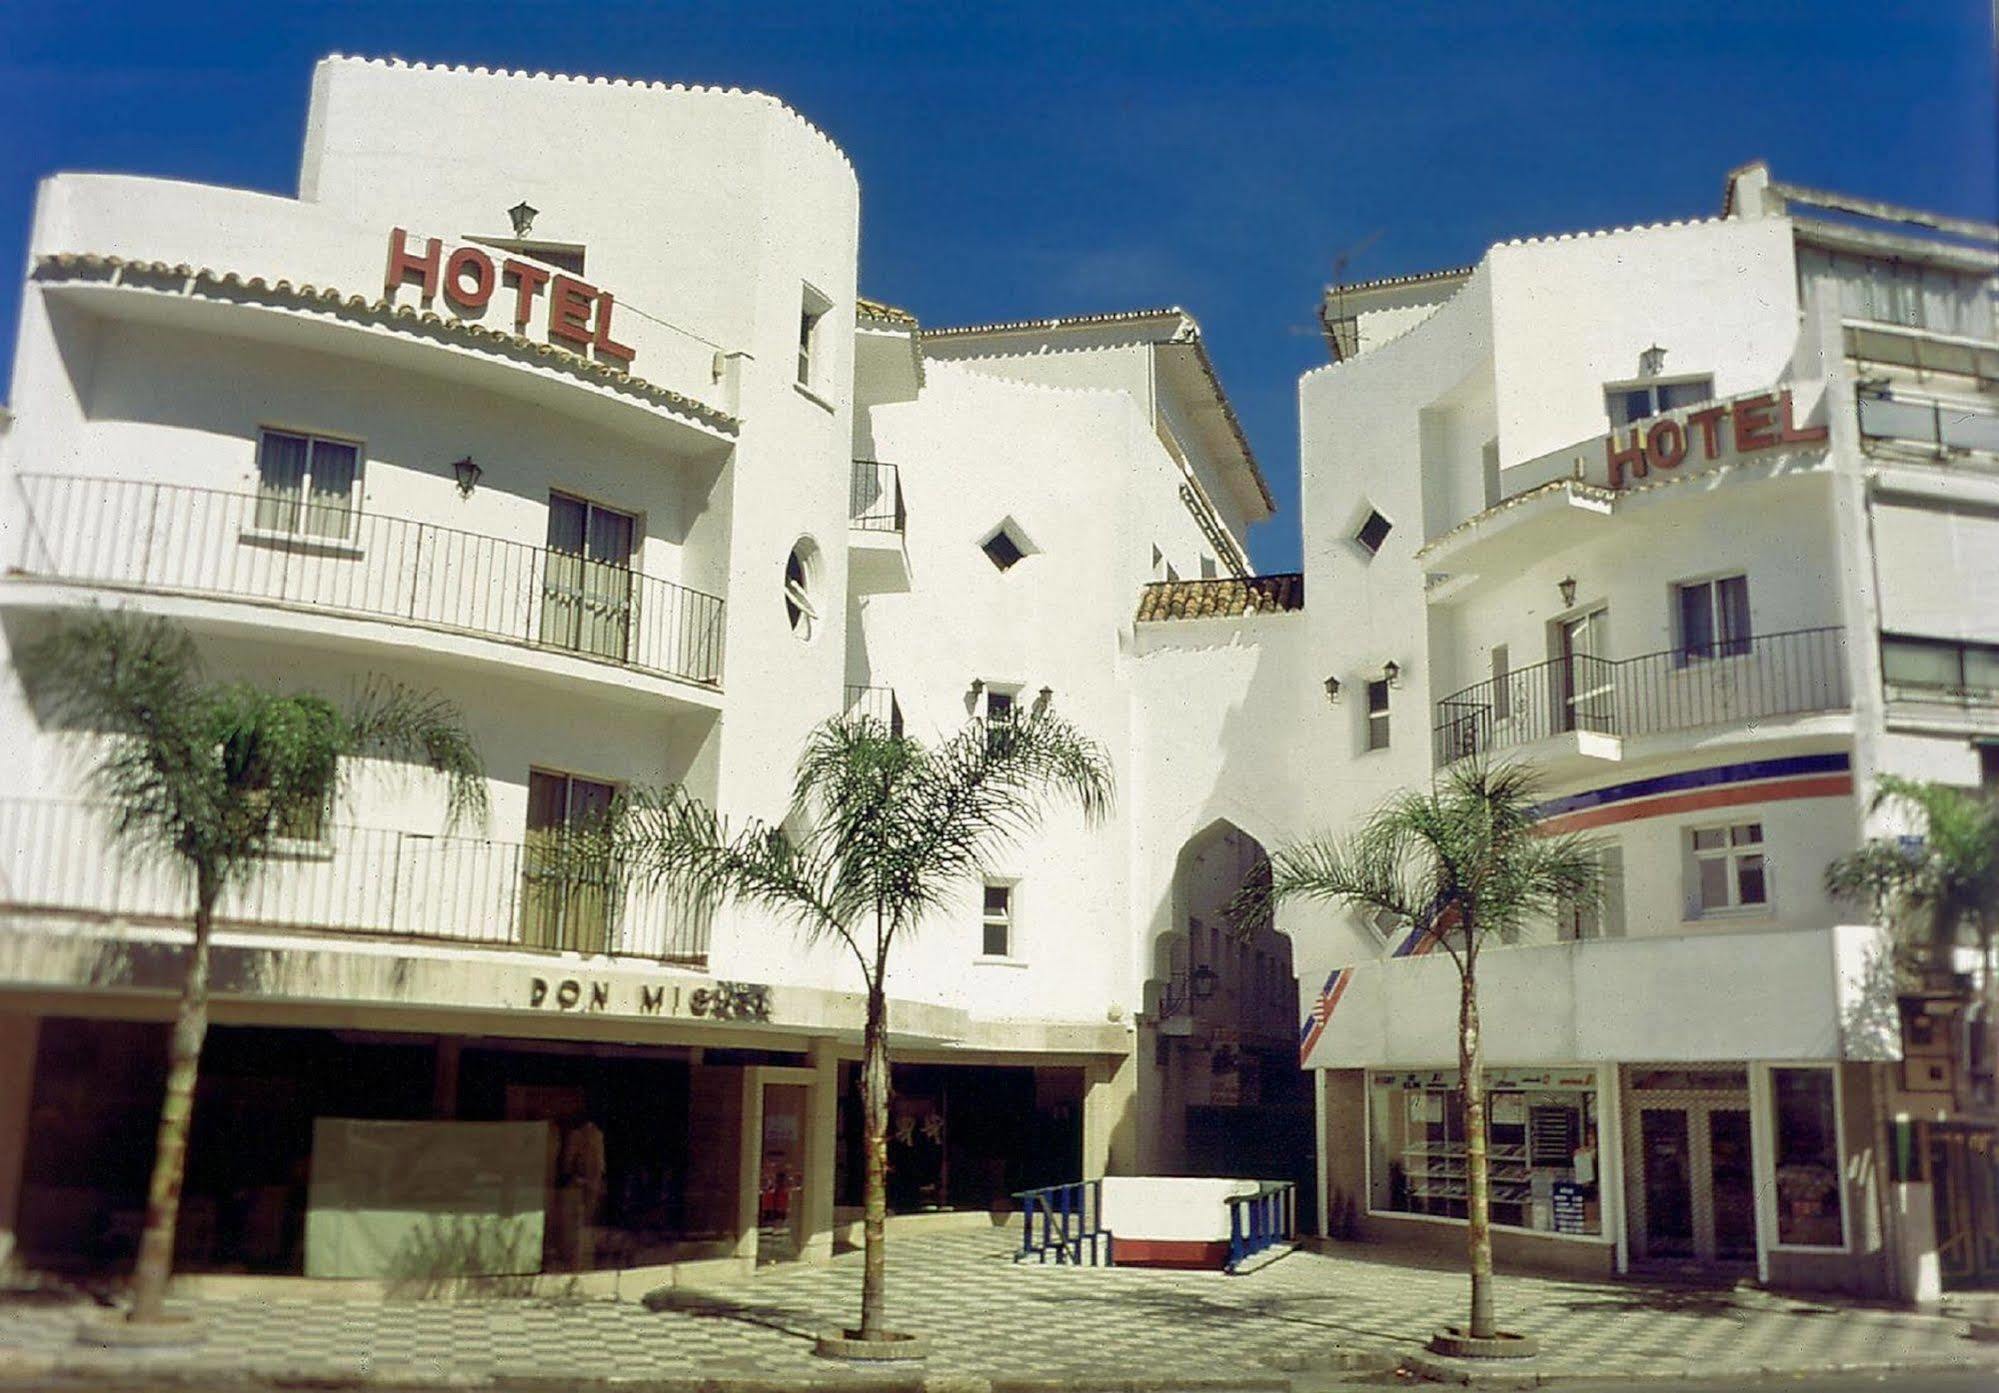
(1558, 607, 1614, 734)
(1708, 1109, 1757, 1262)
(1640, 1108, 1695, 1259)
(521, 770, 618, 953)
(757, 1082, 809, 1265)
(541, 493, 636, 661)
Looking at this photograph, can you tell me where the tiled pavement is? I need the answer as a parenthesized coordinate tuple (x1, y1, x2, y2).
(2, 1226, 1995, 1387)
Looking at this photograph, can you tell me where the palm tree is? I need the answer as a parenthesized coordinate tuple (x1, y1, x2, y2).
(1827, 778, 1999, 1103)
(1239, 761, 1600, 1345)
(585, 699, 1111, 1343)
(22, 611, 487, 1326)
(1826, 775, 1999, 995)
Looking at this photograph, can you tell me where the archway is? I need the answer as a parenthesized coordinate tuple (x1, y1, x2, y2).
(1140, 820, 1315, 1227)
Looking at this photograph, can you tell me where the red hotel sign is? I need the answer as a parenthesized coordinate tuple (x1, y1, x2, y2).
(1604, 388, 1826, 490)
(385, 228, 635, 369)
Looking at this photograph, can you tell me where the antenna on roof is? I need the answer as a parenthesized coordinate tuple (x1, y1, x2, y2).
(1309, 229, 1384, 361)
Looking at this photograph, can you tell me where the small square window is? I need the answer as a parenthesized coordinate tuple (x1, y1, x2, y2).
(1365, 679, 1391, 751)
(1354, 509, 1393, 557)
(1689, 820, 1771, 916)
(983, 530, 1025, 571)
(255, 428, 362, 541)
(981, 881, 1013, 957)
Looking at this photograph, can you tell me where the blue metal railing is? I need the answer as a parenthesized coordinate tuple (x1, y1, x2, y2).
(1224, 1181, 1296, 1273)
(1011, 1180, 1112, 1266)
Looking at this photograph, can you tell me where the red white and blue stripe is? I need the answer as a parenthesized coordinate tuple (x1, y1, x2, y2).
(1296, 753, 1853, 1065)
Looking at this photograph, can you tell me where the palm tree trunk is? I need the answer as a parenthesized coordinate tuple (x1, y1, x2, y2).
(857, 966, 890, 1339)
(1459, 960, 1496, 1340)
(129, 865, 218, 1324)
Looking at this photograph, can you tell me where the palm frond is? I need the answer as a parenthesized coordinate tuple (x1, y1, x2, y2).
(342, 679, 490, 830)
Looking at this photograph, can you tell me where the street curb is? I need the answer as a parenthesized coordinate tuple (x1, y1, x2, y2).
(1401, 1351, 1999, 1387)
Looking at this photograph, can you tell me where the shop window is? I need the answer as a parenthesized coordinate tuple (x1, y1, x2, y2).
(1687, 821, 1768, 917)
(1675, 575, 1752, 661)
(1367, 1068, 1602, 1237)
(981, 880, 1014, 958)
(254, 428, 362, 541)
(1365, 679, 1391, 751)
(1605, 376, 1714, 428)
(1771, 1067, 1845, 1247)
(1354, 508, 1393, 558)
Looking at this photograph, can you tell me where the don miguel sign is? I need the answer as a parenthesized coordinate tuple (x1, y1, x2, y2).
(385, 228, 636, 369)
(1603, 387, 1826, 490)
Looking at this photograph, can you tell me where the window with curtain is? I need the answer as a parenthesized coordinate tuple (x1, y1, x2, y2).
(540, 493, 637, 662)
(1676, 575, 1751, 660)
(254, 429, 361, 540)
(1798, 247, 1994, 339)
(521, 769, 619, 953)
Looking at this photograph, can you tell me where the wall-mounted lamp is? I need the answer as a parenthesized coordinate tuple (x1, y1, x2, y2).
(968, 678, 985, 698)
(508, 200, 539, 237)
(451, 456, 483, 497)
(1190, 962, 1218, 1002)
(1382, 660, 1402, 689)
(1323, 675, 1343, 705)
(1036, 685, 1055, 711)
(1558, 575, 1578, 608)
(1639, 344, 1667, 378)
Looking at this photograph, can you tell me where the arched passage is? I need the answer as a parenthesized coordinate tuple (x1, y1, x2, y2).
(1139, 820, 1315, 1226)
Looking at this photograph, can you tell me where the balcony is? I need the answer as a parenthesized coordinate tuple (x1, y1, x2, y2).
(848, 459, 911, 593)
(0, 798, 708, 963)
(1433, 627, 1851, 767)
(844, 683, 904, 737)
(7, 475, 725, 697)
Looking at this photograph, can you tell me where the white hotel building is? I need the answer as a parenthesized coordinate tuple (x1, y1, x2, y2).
(0, 59, 1993, 1301)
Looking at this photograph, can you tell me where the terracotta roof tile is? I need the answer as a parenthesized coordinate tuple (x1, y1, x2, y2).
(857, 296, 918, 327)
(1136, 573, 1304, 622)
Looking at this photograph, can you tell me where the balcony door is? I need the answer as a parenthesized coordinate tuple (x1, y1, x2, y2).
(1556, 607, 1614, 734)
(541, 494, 636, 661)
(522, 769, 619, 954)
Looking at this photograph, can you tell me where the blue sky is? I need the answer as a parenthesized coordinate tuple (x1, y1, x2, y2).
(2, 2, 1992, 573)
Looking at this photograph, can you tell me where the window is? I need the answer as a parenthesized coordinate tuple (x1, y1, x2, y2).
(1368, 1067, 1603, 1235)
(522, 769, 619, 953)
(1676, 575, 1752, 660)
(1358, 905, 1402, 942)
(798, 284, 831, 387)
(1354, 509, 1393, 557)
(1882, 635, 1999, 705)
(1688, 821, 1768, 916)
(980, 518, 1035, 573)
(1605, 376, 1714, 428)
(1365, 679, 1391, 751)
(984, 688, 1015, 723)
(541, 493, 637, 660)
(1490, 645, 1511, 722)
(981, 881, 1013, 957)
(254, 429, 361, 540)
(1200, 554, 1218, 579)
(1771, 1067, 1844, 1247)
(784, 540, 819, 641)
(1799, 246, 1994, 339)
(1560, 846, 1625, 941)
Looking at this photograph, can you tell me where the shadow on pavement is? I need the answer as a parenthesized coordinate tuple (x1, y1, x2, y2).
(640, 1286, 825, 1345)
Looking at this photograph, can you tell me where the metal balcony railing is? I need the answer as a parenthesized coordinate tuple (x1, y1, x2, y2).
(10, 474, 725, 688)
(849, 459, 905, 533)
(0, 799, 709, 962)
(843, 683, 903, 736)
(1858, 390, 1999, 456)
(1433, 626, 1851, 765)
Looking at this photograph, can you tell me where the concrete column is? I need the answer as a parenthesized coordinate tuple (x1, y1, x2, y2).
(0, 1014, 40, 1273)
(1082, 1048, 1136, 1178)
(800, 1039, 840, 1263)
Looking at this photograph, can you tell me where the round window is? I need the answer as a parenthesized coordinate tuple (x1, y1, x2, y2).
(783, 539, 819, 641)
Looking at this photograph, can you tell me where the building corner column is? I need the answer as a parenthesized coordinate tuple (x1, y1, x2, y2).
(801, 1038, 840, 1263)
(0, 1014, 39, 1273)
(1083, 1045, 1137, 1178)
